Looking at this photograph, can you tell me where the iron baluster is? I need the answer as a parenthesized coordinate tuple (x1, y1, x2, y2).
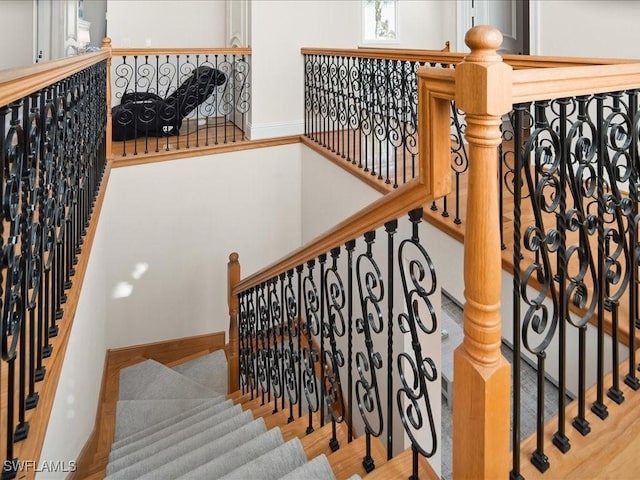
(345, 239, 355, 443)
(296, 264, 303, 419)
(302, 260, 320, 434)
(552, 97, 570, 455)
(520, 99, 561, 473)
(385, 219, 396, 460)
(283, 269, 299, 422)
(268, 278, 282, 412)
(319, 253, 326, 427)
(450, 102, 469, 225)
(257, 283, 268, 404)
(564, 94, 598, 435)
(592, 93, 609, 420)
(355, 231, 384, 473)
(625, 89, 640, 390)
(322, 247, 346, 452)
(510, 103, 527, 480)
(396, 209, 439, 473)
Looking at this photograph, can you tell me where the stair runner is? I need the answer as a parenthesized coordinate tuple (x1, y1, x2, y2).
(105, 349, 345, 479)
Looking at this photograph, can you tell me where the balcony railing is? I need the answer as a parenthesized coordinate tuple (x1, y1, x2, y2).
(109, 45, 251, 157)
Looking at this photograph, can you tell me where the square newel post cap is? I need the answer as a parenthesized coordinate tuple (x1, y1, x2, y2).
(455, 26, 513, 117)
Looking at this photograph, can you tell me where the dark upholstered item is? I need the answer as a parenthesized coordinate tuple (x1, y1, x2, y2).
(112, 66, 226, 141)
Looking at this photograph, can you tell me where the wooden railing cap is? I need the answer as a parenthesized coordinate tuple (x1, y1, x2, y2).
(464, 25, 503, 62)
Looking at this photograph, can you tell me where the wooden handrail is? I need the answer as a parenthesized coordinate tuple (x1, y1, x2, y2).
(111, 47, 251, 56)
(512, 61, 640, 103)
(301, 47, 639, 69)
(0, 50, 108, 107)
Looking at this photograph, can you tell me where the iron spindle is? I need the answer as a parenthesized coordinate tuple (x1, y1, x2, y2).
(531, 353, 550, 473)
(345, 239, 355, 443)
(319, 253, 326, 427)
(296, 264, 303, 419)
(510, 103, 526, 480)
(385, 219, 397, 460)
(625, 90, 640, 390)
(552, 97, 570, 455)
(592, 94, 609, 420)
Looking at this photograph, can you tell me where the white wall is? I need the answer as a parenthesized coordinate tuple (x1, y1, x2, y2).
(390, 1, 456, 51)
(0, 1, 35, 69)
(102, 144, 302, 348)
(106, 0, 225, 47)
(39, 215, 108, 479)
(301, 147, 383, 242)
(249, 0, 360, 139)
(536, 1, 640, 59)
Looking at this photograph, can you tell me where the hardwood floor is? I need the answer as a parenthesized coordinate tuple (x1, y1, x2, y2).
(111, 117, 247, 160)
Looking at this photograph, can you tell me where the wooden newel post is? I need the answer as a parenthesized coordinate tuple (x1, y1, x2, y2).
(453, 26, 513, 479)
(227, 252, 241, 393)
(101, 37, 113, 161)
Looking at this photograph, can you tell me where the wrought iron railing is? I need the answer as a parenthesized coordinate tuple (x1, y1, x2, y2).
(110, 47, 251, 156)
(302, 48, 459, 190)
(506, 87, 640, 478)
(0, 52, 108, 479)
(232, 208, 440, 476)
(228, 77, 449, 473)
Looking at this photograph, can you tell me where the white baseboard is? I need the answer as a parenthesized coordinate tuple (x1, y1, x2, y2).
(248, 120, 304, 139)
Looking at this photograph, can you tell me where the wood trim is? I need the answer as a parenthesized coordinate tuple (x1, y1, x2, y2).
(355, 41, 451, 56)
(71, 332, 226, 479)
(12, 161, 112, 480)
(111, 135, 301, 168)
(301, 47, 465, 64)
(512, 61, 640, 103)
(111, 47, 251, 57)
(300, 47, 638, 69)
(105, 332, 225, 367)
(0, 51, 109, 107)
(227, 253, 240, 393)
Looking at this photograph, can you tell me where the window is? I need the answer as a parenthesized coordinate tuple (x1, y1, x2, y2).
(362, 0, 398, 43)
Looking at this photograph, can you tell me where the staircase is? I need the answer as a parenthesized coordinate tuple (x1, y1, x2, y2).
(81, 348, 435, 480)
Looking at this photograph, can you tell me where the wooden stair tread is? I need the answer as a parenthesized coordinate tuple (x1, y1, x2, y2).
(364, 447, 439, 480)
(327, 434, 387, 480)
(519, 348, 640, 479)
(264, 408, 291, 430)
(300, 420, 349, 460)
(280, 411, 321, 442)
(226, 389, 245, 401)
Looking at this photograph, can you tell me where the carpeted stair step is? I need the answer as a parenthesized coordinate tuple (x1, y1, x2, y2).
(109, 400, 241, 463)
(107, 407, 252, 475)
(280, 454, 337, 480)
(171, 349, 228, 394)
(107, 416, 268, 479)
(113, 398, 214, 441)
(118, 359, 216, 400)
(166, 425, 284, 479)
(111, 397, 225, 449)
(211, 437, 307, 480)
(132, 418, 271, 479)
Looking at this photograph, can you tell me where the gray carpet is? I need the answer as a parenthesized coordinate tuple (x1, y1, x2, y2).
(107, 351, 333, 480)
